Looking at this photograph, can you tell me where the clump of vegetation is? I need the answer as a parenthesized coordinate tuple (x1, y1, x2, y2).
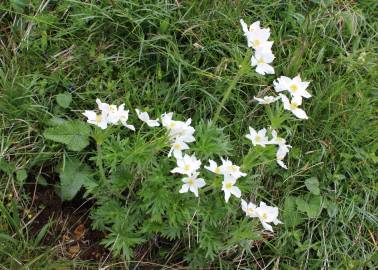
(0, 1, 377, 269)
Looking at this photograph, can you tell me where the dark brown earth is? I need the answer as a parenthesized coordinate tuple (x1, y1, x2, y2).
(26, 183, 109, 262)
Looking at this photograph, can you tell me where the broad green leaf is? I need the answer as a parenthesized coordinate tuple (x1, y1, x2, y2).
(56, 92, 72, 108)
(306, 195, 323, 218)
(59, 158, 94, 201)
(305, 177, 320, 195)
(296, 195, 323, 218)
(295, 197, 308, 213)
(283, 196, 302, 227)
(325, 201, 338, 217)
(44, 120, 91, 151)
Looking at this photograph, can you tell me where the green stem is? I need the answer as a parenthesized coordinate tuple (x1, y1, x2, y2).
(96, 143, 107, 183)
(213, 51, 252, 123)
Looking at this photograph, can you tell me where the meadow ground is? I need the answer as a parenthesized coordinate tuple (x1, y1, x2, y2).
(0, 0, 377, 269)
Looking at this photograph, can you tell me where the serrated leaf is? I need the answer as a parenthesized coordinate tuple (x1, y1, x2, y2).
(59, 158, 94, 201)
(305, 177, 320, 195)
(56, 92, 72, 108)
(44, 120, 91, 151)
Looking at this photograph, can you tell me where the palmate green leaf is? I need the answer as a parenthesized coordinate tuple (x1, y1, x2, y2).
(44, 120, 91, 151)
(58, 158, 94, 201)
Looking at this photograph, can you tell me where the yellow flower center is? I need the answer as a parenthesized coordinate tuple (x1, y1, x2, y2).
(169, 122, 176, 128)
(247, 208, 254, 215)
(184, 164, 191, 171)
(255, 135, 261, 142)
(257, 57, 265, 64)
(290, 84, 298, 92)
(187, 178, 194, 186)
(95, 115, 102, 123)
(174, 143, 181, 150)
(214, 167, 221, 174)
(290, 102, 298, 110)
(225, 182, 233, 189)
(109, 105, 117, 112)
(253, 39, 261, 47)
(262, 213, 268, 220)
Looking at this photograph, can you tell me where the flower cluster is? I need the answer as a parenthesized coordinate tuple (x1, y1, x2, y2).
(240, 19, 275, 75)
(161, 113, 206, 197)
(205, 159, 245, 202)
(240, 20, 312, 119)
(241, 200, 281, 232)
(83, 99, 135, 130)
(246, 127, 292, 169)
(274, 75, 311, 119)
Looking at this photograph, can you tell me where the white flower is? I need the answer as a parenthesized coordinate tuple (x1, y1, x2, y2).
(219, 158, 247, 179)
(276, 143, 291, 169)
(168, 140, 189, 159)
(96, 98, 110, 112)
(161, 112, 174, 127)
(222, 175, 241, 203)
(280, 94, 308, 119)
(82, 110, 108, 129)
(171, 154, 201, 176)
(274, 75, 311, 99)
(204, 159, 223, 174)
(251, 50, 275, 75)
(268, 129, 286, 145)
(241, 199, 257, 218)
(179, 172, 206, 197)
(115, 104, 135, 130)
(135, 109, 160, 127)
(240, 19, 272, 51)
(169, 122, 196, 143)
(254, 96, 280, 105)
(245, 127, 269, 147)
(161, 113, 195, 143)
(255, 202, 282, 232)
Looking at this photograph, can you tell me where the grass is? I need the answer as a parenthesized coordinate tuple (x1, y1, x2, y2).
(1, 0, 377, 269)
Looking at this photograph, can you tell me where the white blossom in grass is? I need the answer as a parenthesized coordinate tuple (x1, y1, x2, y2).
(222, 175, 241, 203)
(255, 202, 282, 232)
(135, 109, 160, 127)
(96, 98, 110, 112)
(204, 159, 223, 175)
(115, 104, 135, 130)
(254, 96, 280, 105)
(171, 154, 201, 176)
(274, 75, 311, 99)
(161, 113, 195, 143)
(168, 139, 189, 159)
(169, 122, 196, 144)
(161, 112, 174, 127)
(280, 94, 308, 119)
(245, 127, 269, 147)
(268, 129, 286, 145)
(179, 172, 206, 197)
(276, 143, 292, 169)
(240, 19, 272, 51)
(219, 158, 247, 179)
(251, 50, 275, 75)
(241, 199, 257, 218)
(82, 110, 108, 129)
